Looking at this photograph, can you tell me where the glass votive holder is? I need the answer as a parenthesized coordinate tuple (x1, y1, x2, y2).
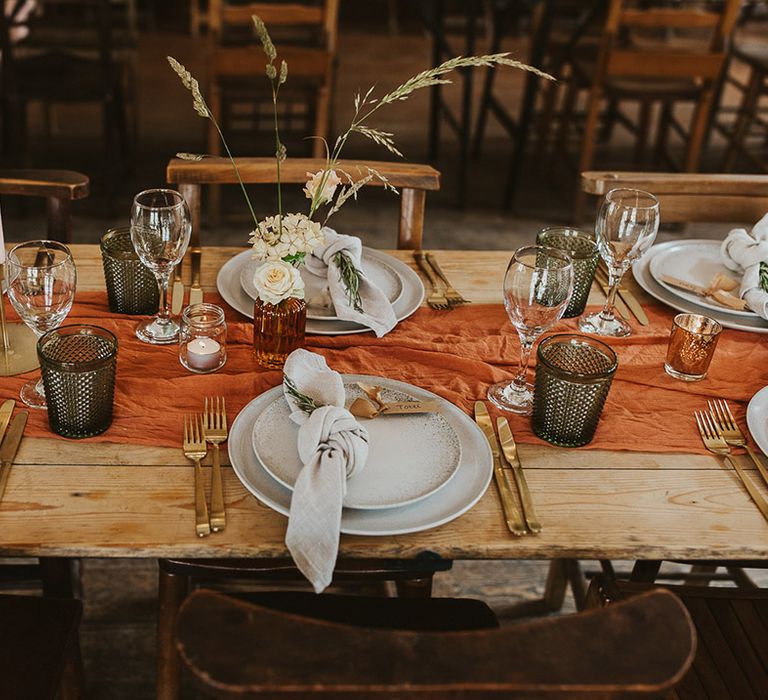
(664, 313, 722, 381)
(100, 227, 160, 315)
(179, 303, 227, 374)
(536, 227, 599, 318)
(38, 325, 118, 439)
(532, 333, 618, 448)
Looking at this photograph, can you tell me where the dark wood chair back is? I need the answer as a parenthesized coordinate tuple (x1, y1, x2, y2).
(175, 587, 696, 698)
(0, 169, 89, 242)
(166, 157, 441, 249)
(581, 170, 768, 224)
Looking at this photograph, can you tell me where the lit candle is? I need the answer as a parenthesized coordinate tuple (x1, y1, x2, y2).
(186, 337, 222, 372)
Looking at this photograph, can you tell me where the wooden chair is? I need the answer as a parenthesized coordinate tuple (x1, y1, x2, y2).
(206, 0, 339, 161)
(0, 169, 89, 243)
(174, 587, 695, 698)
(581, 170, 768, 224)
(0, 593, 85, 699)
(717, 41, 768, 173)
(166, 156, 441, 249)
(560, 0, 741, 222)
(0, 1, 135, 183)
(590, 576, 768, 699)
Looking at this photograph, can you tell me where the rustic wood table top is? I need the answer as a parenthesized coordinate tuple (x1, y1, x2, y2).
(1, 245, 767, 561)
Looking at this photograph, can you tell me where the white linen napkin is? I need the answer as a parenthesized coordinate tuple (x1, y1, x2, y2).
(304, 227, 397, 337)
(282, 349, 369, 593)
(721, 212, 768, 319)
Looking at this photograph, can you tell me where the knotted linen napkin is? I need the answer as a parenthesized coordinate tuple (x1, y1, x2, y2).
(282, 349, 369, 592)
(721, 212, 768, 319)
(304, 227, 397, 337)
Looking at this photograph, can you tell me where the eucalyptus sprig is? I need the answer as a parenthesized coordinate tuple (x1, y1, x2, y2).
(334, 251, 363, 313)
(760, 261, 768, 293)
(284, 376, 321, 415)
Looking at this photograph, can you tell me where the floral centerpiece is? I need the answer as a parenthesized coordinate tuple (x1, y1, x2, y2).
(168, 16, 550, 367)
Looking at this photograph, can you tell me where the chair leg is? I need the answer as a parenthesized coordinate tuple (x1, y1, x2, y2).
(156, 567, 189, 700)
(395, 576, 433, 599)
(207, 81, 223, 227)
(653, 101, 672, 168)
(685, 88, 715, 172)
(630, 560, 661, 583)
(723, 66, 762, 172)
(59, 634, 86, 700)
(633, 99, 653, 169)
(312, 86, 331, 159)
(572, 88, 602, 223)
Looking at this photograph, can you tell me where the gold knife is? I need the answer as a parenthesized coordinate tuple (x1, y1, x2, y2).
(473, 401, 527, 536)
(0, 400, 15, 446)
(0, 411, 28, 506)
(171, 258, 185, 316)
(598, 262, 648, 325)
(594, 266, 631, 321)
(189, 247, 203, 306)
(496, 417, 542, 533)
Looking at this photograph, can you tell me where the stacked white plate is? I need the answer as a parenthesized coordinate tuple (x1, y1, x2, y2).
(228, 375, 493, 535)
(634, 239, 768, 334)
(216, 248, 424, 335)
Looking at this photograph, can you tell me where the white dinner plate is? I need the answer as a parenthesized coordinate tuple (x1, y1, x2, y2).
(239, 253, 404, 321)
(633, 242, 768, 334)
(649, 240, 754, 318)
(747, 386, 768, 459)
(228, 374, 493, 536)
(252, 382, 462, 510)
(217, 248, 424, 336)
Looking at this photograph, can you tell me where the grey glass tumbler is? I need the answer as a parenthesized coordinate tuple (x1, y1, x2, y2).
(532, 333, 618, 447)
(536, 227, 599, 317)
(101, 227, 159, 315)
(38, 325, 118, 439)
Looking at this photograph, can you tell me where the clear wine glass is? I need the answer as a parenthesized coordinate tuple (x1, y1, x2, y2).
(488, 245, 574, 415)
(130, 189, 191, 344)
(6, 241, 77, 408)
(579, 188, 660, 338)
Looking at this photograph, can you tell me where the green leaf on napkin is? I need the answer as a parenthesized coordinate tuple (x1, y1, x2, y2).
(283, 376, 321, 415)
(761, 262, 768, 293)
(333, 251, 363, 313)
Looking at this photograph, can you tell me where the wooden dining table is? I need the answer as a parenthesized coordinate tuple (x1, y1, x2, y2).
(0, 244, 767, 567)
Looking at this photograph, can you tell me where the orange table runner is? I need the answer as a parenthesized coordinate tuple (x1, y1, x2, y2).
(1, 291, 766, 453)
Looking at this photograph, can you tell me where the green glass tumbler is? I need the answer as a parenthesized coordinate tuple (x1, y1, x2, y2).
(38, 325, 118, 439)
(536, 227, 599, 318)
(532, 333, 618, 447)
(101, 227, 159, 315)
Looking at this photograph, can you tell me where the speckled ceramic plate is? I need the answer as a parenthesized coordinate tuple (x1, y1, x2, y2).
(228, 374, 492, 536)
(251, 381, 462, 510)
(239, 253, 403, 321)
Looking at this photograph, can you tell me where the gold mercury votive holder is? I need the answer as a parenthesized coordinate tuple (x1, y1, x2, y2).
(664, 313, 722, 381)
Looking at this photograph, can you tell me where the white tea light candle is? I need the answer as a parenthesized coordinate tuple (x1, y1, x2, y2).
(179, 303, 227, 374)
(186, 338, 222, 372)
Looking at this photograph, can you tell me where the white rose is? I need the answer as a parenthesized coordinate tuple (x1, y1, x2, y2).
(253, 260, 305, 305)
(303, 170, 342, 205)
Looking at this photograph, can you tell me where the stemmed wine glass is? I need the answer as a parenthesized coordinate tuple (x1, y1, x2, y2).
(579, 188, 660, 338)
(6, 241, 77, 408)
(130, 189, 191, 345)
(488, 245, 574, 415)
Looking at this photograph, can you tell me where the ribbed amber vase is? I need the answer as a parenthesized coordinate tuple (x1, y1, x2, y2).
(253, 297, 307, 369)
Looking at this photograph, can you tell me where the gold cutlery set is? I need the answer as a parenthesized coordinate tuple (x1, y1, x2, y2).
(474, 401, 541, 536)
(413, 251, 470, 310)
(695, 399, 768, 522)
(183, 397, 228, 537)
(172, 249, 204, 315)
(594, 261, 648, 325)
(0, 400, 28, 507)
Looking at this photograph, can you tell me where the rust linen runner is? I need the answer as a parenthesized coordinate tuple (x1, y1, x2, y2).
(1, 292, 766, 453)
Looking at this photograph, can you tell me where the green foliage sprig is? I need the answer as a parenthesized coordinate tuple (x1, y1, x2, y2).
(283, 376, 321, 415)
(334, 251, 363, 313)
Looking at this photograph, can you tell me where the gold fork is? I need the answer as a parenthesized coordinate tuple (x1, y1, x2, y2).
(426, 253, 470, 306)
(708, 399, 768, 489)
(413, 251, 450, 310)
(202, 397, 228, 532)
(695, 410, 768, 522)
(183, 414, 211, 537)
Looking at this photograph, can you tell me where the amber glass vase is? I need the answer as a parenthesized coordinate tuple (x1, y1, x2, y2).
(253, 297, 307, 369)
